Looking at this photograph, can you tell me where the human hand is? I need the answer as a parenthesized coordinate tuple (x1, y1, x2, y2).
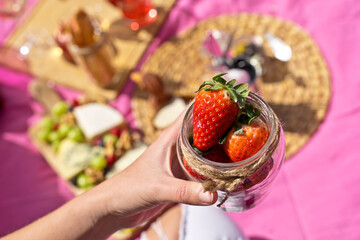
(84, 108, 218, 232)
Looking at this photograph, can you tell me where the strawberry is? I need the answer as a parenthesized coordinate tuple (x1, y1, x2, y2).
(244, 158, 273, 189)
(192, 73, 250, 151)
(106, 154, 117, 167)
(109, 127, 122, 137)
(182, 157, 207, 181)
(203, 144, 233, 163)
(71, 99, 79, 107)
(223, 115, 270, 162)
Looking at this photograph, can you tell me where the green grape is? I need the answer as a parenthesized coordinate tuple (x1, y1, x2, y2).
(103, 134, 118, 146)
(67, 127, 85, 142)
(40, 117, 54, 131)
(52, 140, 61, 152)
(48, 131, 61, 143)
(84, 184, 95, 190)
(76, 173, 91, 188)
(58, 124, 72, 139)
(89, 155, 107, 170)
(52, 101, 69, 118)
(37, 129, 50, 142)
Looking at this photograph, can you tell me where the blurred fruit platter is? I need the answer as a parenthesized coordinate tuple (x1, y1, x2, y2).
(28, 82, 147, 194)
(5, 0, 177, 100)
(28, 81, 151, 239)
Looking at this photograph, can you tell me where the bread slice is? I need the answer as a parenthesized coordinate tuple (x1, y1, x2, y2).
(105, 143, 148, 179)
(153, 98, 186, 129)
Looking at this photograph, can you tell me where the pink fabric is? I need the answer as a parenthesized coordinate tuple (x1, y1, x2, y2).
(1, 0, 360, 239)
(0, 0, 39, 45)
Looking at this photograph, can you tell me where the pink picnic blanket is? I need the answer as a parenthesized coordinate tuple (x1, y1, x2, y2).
(1, 0, 360, 239)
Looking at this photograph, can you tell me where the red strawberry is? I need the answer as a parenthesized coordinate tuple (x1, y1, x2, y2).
(244, 158, 273, 189)
(53, 123, 59, 131)
(223, 118, 270, 162)
(106, 154, 117, 167)
(71, 99, 79, 107)
(109, 127, 122, 137)
(203, 144, 233, 163)
(182, 157, 207, 181)
(193, 74, 250, 151)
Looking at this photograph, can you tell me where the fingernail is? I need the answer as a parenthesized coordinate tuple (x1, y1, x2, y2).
(199, 191, 213, 204)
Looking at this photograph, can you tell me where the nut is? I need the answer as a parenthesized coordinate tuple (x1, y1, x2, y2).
(130, 71, 171, 111)
(84, 166, 104, 184)
(59, 112, 76, 126)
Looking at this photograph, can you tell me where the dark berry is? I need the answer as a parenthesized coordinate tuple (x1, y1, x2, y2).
(98, 138, 105, 147)
(70, 177, 78, 186)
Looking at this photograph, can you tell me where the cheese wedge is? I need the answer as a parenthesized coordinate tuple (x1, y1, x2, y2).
(57, 139, 104, 179)
(73, 103, 124, 140)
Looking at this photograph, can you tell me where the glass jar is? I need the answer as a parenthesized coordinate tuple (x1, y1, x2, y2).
(107, 0, 158, 30)
(176, 92, 285, 212)
(202, 32, 265, 93)
(69, 32, 120, 88)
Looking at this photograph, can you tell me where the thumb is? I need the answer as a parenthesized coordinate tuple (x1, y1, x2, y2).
(160, 178, 218, 206)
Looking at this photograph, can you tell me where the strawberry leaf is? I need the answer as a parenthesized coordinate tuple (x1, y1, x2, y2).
(210, 84, 223, 91)
(234, 122, 244, 135)
(219, 131, 229, 144)
(213, 73, 227, 85)
(212, 73, 227, 80)
(189, 135, 194, 144)
(227, 88, 238, 102)
(195, 81, 215, 92)
(239, 89, 250, 98)
(192, 146, 204, 155)
(239, 103, 261, 124)
(238, 113, 250, 125)
(234, 127, 244, 135)
(234, 83, 248, 93)
(245, 103, 260, 118)
(214, 78, 226, 85)
(226, 79, 236, 88)
(237, 97, 246, 108)
(247, 106, 261, 124)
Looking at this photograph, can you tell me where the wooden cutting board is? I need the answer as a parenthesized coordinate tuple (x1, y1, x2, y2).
(5, 0, 177, 99)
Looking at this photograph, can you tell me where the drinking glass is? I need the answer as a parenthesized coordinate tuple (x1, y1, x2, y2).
(108, 0, 157, 30)
(176, 92, 285, 212)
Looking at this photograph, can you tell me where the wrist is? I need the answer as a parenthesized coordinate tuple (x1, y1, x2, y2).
(72, 184, 121, 239)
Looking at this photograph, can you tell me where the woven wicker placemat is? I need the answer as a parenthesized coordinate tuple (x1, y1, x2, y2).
(133, 14, 331, 159)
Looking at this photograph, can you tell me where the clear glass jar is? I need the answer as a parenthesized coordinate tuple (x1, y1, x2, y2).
(176, 92, 285, 212)
(69, 32, 120, 89)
